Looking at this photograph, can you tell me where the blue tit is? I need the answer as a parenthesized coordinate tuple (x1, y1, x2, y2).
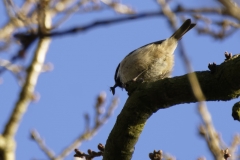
(110, 19, 196, 95)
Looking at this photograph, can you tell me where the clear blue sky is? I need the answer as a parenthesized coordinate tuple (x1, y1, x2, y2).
(0, 0, 239, 159)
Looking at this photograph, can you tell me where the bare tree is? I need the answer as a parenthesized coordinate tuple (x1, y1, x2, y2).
(0, 0, 240, 160)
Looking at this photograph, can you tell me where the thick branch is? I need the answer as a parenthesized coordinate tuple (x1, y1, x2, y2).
(103, 54, 240, 160)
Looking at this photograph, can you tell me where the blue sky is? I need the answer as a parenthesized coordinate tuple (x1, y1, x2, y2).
(0, 0, 240, 160)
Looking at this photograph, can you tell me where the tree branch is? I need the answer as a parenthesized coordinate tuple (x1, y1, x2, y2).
(0, 1, 52, 159)
(218, 0, 240, 21)
(30, 130, 55, 159)
(0, 35, 51, 160)
(103, 54, 240, 160)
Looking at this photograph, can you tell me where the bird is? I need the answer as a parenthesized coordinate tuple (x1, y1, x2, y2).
(110, 19, 196, 95)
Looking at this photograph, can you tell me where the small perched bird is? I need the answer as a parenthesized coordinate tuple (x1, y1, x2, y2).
(110, 19, 196, 95)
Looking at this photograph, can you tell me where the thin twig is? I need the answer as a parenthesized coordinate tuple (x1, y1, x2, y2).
(101, 0, 135, 14)
(31, 95, 117, 160)
(56, 96, 118, 159)
(30, 130, 55, 159)
(158, 2, 224, 160)
(198, 103, 222, 160)
(51, 0, 90, 29)
(228, 135, 240, 160)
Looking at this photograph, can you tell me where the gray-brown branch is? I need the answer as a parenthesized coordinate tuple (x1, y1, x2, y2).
(103, 54, 240, 160)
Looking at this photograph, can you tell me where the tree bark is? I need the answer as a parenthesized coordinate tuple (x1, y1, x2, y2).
(103, 54, 240, 160)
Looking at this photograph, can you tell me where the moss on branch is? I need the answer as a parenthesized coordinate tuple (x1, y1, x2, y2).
(103, 54, 240, 160)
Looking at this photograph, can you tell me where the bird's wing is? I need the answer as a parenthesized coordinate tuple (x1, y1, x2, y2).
(124, 40, 165, 58)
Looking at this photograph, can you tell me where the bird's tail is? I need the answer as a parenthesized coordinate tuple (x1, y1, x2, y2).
(170, 19, 196, 40)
